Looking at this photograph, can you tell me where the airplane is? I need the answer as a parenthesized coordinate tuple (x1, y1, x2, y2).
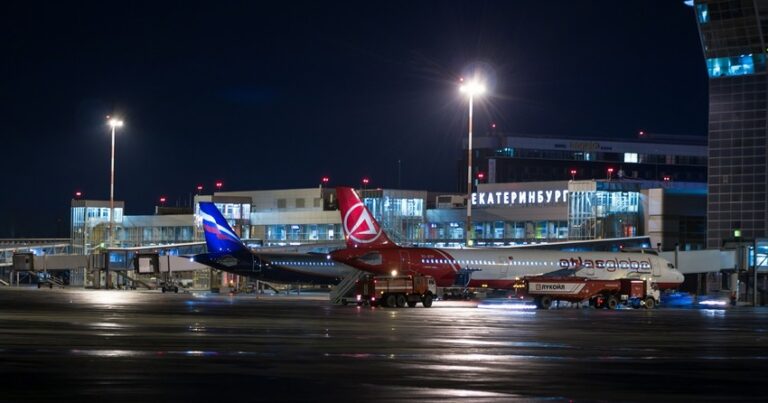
(329, 187, 685, 290)
(192, 202, 354, 285)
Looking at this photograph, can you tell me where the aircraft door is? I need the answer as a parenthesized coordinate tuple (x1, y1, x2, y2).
(399, 251, 410, 274)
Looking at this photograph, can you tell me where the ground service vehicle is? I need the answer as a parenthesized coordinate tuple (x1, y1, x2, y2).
(523, 276, 660, 310)
(160, 281, 179, 293)
(356, 275, 437, 308)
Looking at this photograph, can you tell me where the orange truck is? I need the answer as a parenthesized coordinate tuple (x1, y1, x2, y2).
(355, 274, 437, 308)
(521, 276, 660, 310)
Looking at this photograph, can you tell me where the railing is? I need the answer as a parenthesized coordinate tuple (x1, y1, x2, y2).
(329, 269, 366, 305)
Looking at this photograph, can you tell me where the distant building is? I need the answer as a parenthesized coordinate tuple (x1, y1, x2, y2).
(693, 0, 768, 248)
(457, 132, 707, 193)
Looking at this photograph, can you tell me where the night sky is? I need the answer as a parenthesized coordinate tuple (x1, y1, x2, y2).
(0, 1, 707, 237)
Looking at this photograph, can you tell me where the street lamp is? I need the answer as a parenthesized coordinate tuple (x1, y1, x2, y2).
(107, 116, 123, 247)
(460, 78, 486, 246)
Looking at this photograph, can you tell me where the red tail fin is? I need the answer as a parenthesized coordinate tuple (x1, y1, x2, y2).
(335, 187, 396, 249)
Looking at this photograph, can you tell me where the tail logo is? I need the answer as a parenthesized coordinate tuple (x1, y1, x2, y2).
(200, 211, 239, 242)
(343, 202, 382, 244)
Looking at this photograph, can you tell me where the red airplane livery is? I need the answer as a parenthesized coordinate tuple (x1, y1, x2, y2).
(330, 187, 684, 289)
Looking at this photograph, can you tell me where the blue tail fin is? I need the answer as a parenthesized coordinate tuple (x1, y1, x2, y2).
(199, 202, 248, 253)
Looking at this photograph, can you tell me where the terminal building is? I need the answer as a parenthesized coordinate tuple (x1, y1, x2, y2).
(457, 132, 707, 192)
(70, 180, 706, 255)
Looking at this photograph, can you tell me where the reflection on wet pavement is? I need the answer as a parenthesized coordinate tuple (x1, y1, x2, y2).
(1, 288, 767, 401)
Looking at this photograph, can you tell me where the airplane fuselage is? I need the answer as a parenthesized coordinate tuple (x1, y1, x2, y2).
(193, 250, 354, 285)
(330, 247, 684, 289)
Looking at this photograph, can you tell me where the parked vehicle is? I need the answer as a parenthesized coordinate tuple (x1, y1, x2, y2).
(355, 274, 436, 308)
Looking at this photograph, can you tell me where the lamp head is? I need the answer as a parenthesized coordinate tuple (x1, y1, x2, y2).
(108, 117, 124, 128)
(459, 80, 486, 96)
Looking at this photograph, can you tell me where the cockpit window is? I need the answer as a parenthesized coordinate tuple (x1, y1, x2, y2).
(667, 263, 675, 269)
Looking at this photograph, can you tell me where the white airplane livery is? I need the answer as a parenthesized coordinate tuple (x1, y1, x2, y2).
(330, 187, 685, 289)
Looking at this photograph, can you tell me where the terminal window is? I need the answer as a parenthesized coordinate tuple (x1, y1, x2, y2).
(624, 153, 638, 163)
(706, 54, 766, 78)
(696, 4, 708, 24)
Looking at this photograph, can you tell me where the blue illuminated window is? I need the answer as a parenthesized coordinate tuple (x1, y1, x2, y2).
(496, 147, 514, 157)
(696, 4, 709, 24)
(706, 54, 766, 78)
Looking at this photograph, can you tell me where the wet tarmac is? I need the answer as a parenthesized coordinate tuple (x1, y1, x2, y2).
(0, 288, 766, 402)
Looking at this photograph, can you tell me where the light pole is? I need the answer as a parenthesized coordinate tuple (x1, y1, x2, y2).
(460, 79, 486, 246)
(107, 116, 123, 247)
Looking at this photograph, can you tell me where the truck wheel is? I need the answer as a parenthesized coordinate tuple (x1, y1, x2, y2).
(644, 297, 656, 309)
(606, 295, 618, 310)
(423, 294, 433, 308)
(385, 294, 397, 308)
(396, 294, 407, 308)
(161, 287, 166, 293)
(540, 295, 553, 310)
(407, 301, 417, 308)
(173, 287, 179, 293)
(593, 297, 605, 309)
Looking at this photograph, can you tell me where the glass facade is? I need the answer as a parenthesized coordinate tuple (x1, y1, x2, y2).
(568, 190, 640, 240)
(263, 224, 342, 243)
(706, 54, 766, 77)
(697, 3, 709, 24)
(70, 204, 125, 254)
(363, 193, 425, 244)
(425, 220, 568, 244)
(695, 0, 768, 248)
